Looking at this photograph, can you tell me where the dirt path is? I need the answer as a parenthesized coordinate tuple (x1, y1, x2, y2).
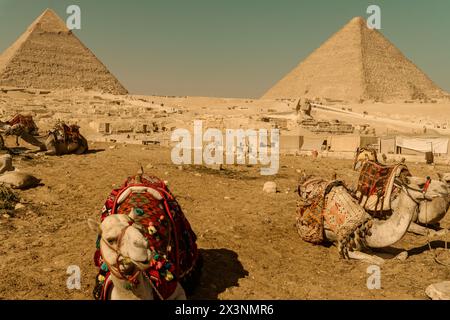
(0, 142, 449, 300)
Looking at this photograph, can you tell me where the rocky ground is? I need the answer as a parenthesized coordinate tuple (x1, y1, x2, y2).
(0, 141, 449, 300)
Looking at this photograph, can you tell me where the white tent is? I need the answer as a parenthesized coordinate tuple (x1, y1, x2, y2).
(395, 137, 449, 154)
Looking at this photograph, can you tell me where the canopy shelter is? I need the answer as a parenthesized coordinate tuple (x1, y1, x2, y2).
(395, 137, 449, 155)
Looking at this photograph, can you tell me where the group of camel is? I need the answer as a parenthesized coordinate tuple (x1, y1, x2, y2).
(0, 116, 88, 189)
(2, 115, 448, 299)
(0, 116, 88, 156)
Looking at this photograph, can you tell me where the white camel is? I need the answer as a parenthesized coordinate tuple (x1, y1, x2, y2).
(297, 176, 449, 264)
(88, 214, 186, 300)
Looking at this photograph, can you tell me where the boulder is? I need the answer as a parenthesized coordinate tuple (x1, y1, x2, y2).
(0, 172, 41, 190)
(0, 154, 14, 174)
(263, 181, 277, 194)
(426, 281, 450, 300)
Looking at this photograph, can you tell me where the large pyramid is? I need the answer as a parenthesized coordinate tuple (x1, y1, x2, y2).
(262, 17, 447, 102)
(0, 9, 128, 95)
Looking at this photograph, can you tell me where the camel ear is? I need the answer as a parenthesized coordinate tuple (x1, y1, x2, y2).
(87, 219, 101, 234)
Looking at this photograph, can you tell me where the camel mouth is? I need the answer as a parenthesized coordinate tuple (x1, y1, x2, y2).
(119, 261, 137, 276)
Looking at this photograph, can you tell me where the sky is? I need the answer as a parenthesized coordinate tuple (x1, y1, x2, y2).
(0, 0, 449, 98)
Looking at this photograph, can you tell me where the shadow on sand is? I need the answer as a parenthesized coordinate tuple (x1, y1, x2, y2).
(85, 149, 106, 155)
(190, 248, 249, 300)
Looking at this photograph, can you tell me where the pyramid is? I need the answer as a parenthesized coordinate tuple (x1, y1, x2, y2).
(0, 9, 128, 95)
(262, 17, 447, 102)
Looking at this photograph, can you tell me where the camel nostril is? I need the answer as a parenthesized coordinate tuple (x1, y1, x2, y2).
(119, 260, 136, 275)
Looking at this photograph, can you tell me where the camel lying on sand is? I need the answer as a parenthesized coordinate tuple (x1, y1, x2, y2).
(0, 120, 88, 156)
(296, 174, 448, 264)
(88, 171, 201, 300)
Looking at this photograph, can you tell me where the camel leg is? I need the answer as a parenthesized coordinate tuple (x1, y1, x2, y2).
(19, 132, 46, 151)
(347, 251, 385, 265)
(408, 222, 448, 237)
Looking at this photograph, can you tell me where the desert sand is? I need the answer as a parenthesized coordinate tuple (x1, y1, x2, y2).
(0, 139, 449, 300)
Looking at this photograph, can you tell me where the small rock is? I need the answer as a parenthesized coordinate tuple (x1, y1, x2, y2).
(426, 281, 450, 300)
(395, 251, 408, 261)
(146, 164, 154, 169)
(15, 203, 26, 210)
(263, 181, 277, 194)
(177, 166, 183, 171)
(194, 173, 202, 177)
(224, 196, 231, 200)
(2, 214, 10, 219)
(109, 145, 116, 149)
(42, 268, 53, 273)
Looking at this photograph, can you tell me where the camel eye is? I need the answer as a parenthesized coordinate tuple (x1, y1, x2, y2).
(105, 237, 116, 244)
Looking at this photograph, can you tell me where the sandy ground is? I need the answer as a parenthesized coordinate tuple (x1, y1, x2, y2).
(0, 140, 449, 300)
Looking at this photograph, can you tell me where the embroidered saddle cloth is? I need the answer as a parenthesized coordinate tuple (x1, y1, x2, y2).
(297, 178, 370, 245)
(296, 178, 336, 244)
(355, 161, 410, 218)
(52, 123, 82, 143)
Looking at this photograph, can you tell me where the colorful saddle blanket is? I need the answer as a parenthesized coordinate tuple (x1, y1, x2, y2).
(6, 114, 39, 135)
(53, 123, 82, 144)
(296, 179, 345, 244)
(93, 174, 199, 300)
(356, 161, 410, 218)
(297, 178, 371, 253)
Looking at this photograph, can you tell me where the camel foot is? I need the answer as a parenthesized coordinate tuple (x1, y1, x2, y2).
(347, 251, 385, 265)
(365, 249, 408, 261)
(431, 229, 449, 237)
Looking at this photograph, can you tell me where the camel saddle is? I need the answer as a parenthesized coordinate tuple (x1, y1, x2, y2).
(93, 174, 199, 300)
(53, 123, 82, 144)
(296, 178, 346, 244)
(6, 114, 39, 135)
(355, 161, 410, 218)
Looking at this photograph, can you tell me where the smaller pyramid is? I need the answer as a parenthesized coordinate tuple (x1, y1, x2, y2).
(0, 9, 128, 95)
(262, 17, 447, 102)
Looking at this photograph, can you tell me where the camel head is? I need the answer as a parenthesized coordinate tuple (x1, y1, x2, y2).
(88, 214, 152, 281)
(437, 172, 450, 185)
(403, 176, 450, 225)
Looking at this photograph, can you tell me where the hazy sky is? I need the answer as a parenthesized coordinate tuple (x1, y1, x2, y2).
(0, 0, 448, 98)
